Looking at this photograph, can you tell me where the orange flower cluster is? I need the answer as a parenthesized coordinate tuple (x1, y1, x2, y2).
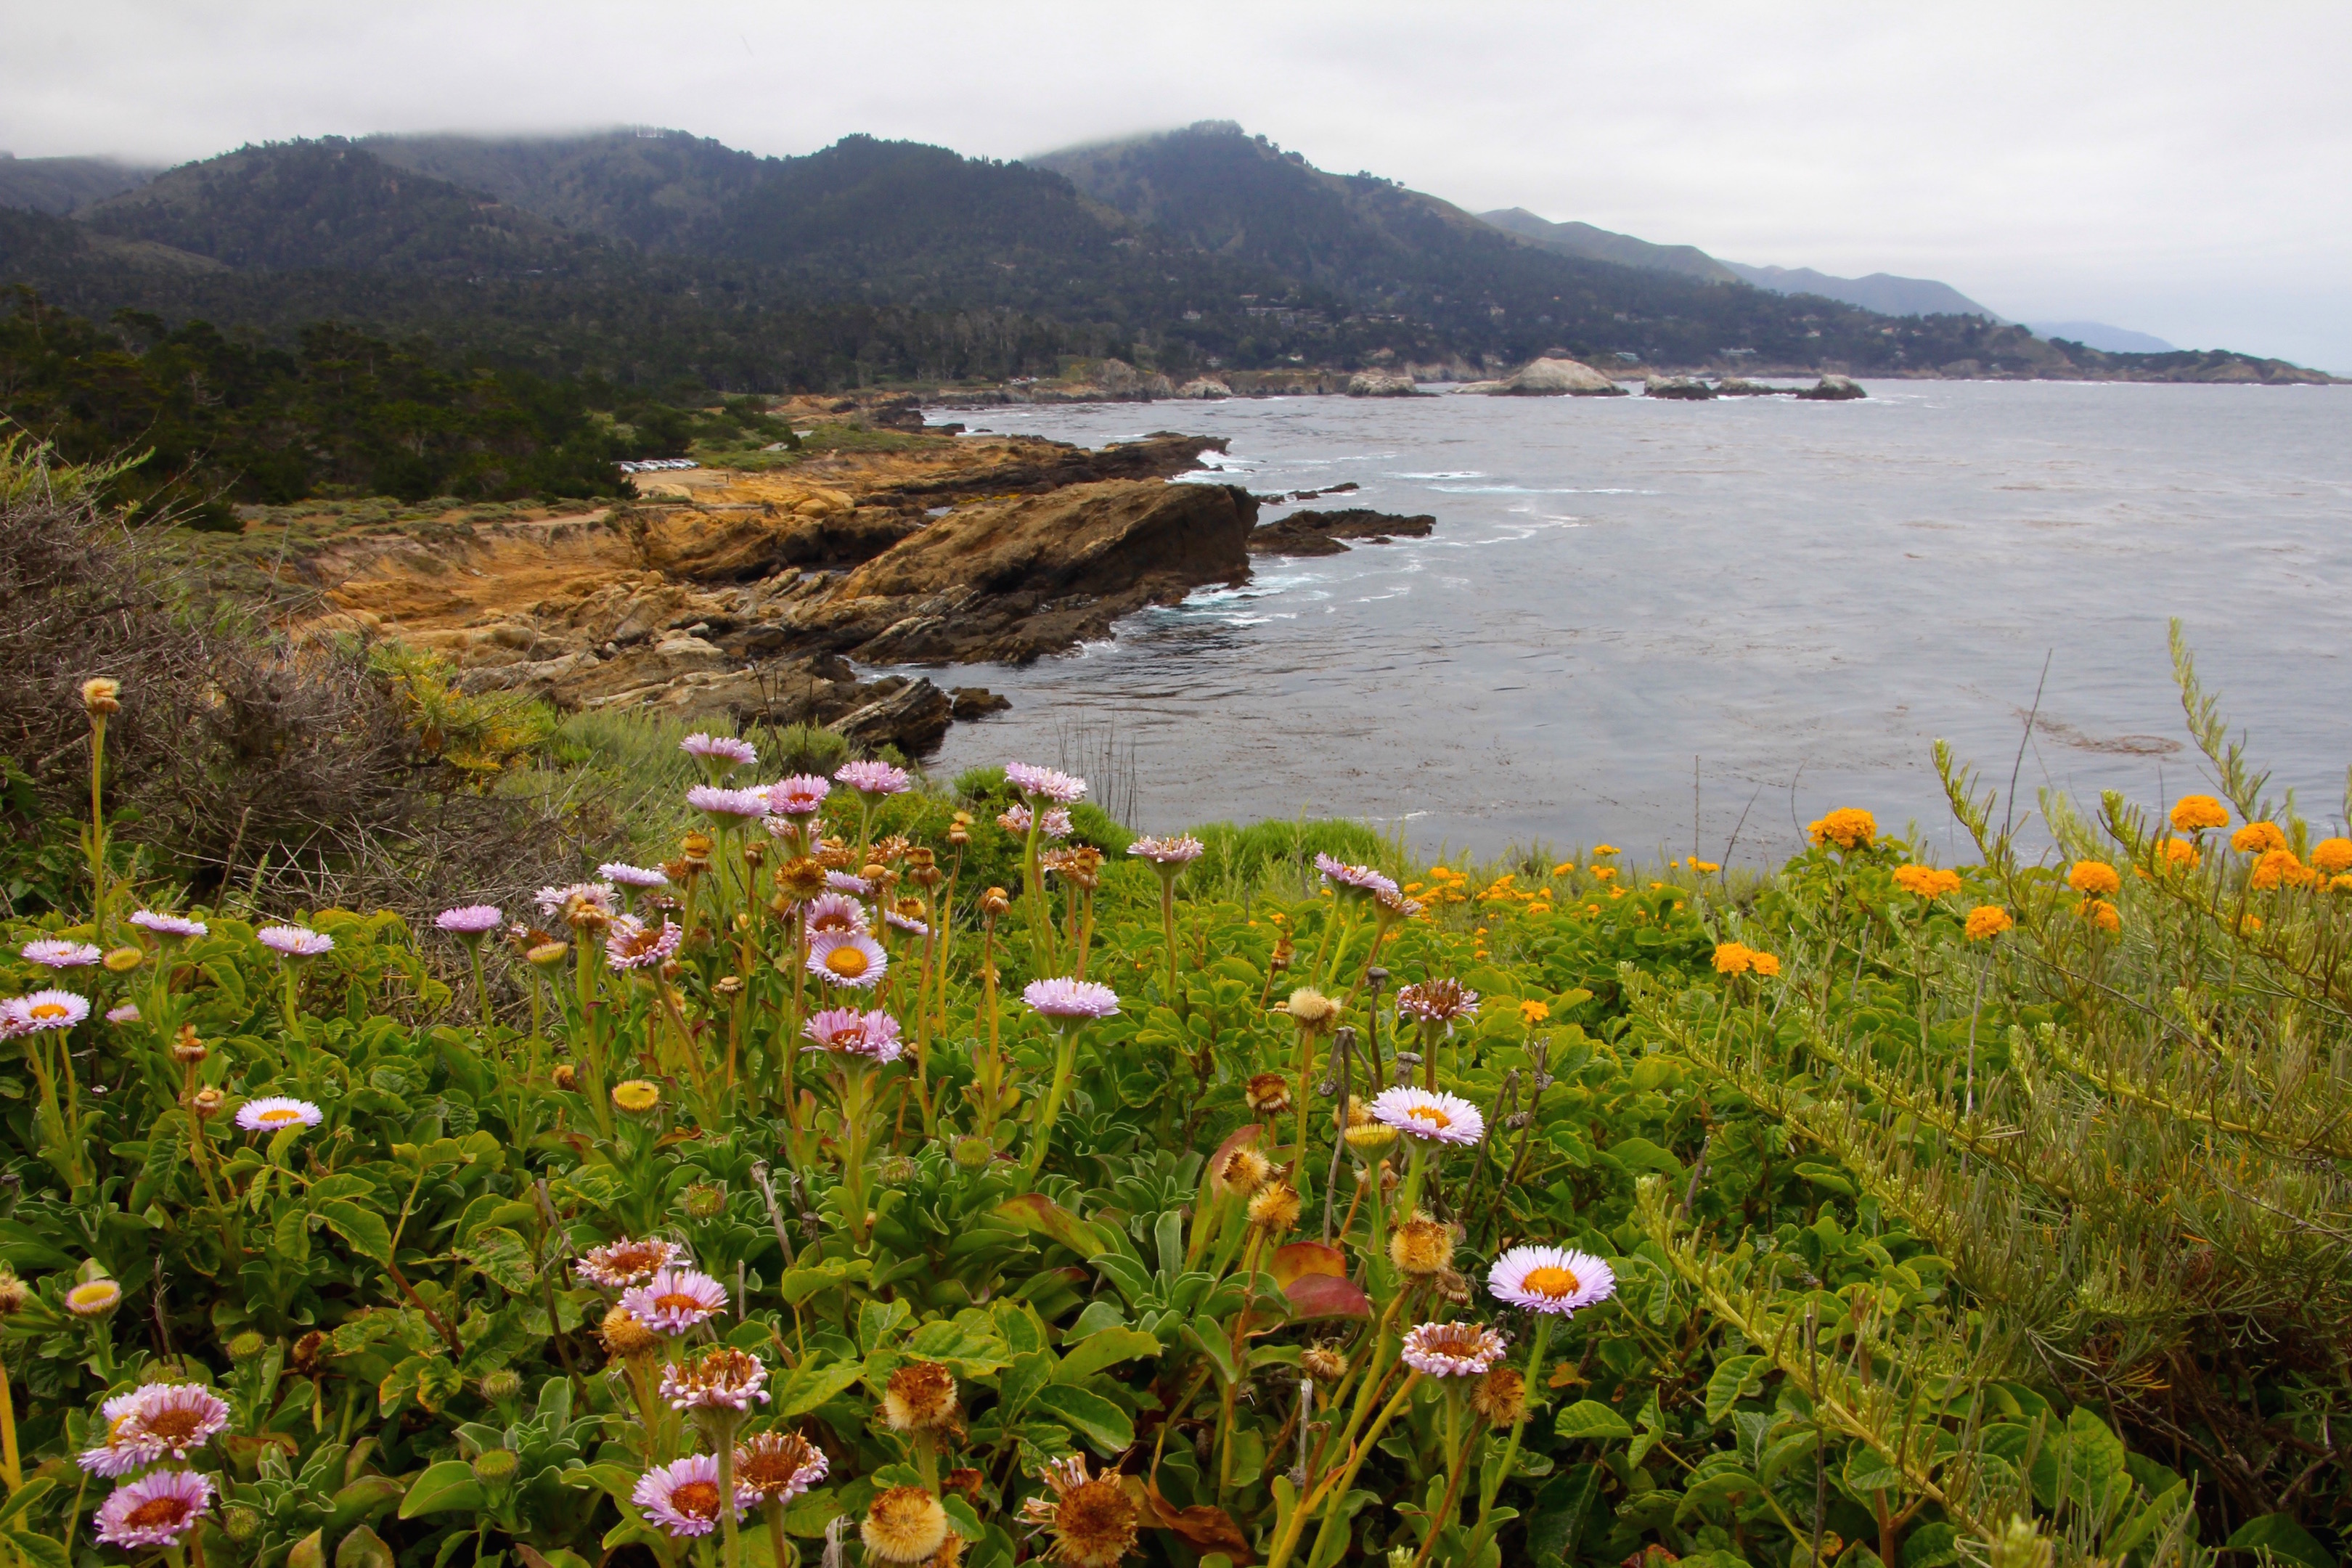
(1808, 808, 1877, 851)
(2169, 795, 2230, 832)
(1712, 942, 1781, 977)
(1892, 865, 1963, 899)
(2249, 849, 2317, 891)
(2311, 837, 2352, 875)
(2083, 899, 2121, 933)
(2157, 837, 2200, 871)
(1964, 906, 2014, 942)
(2067, 861, 2122, 897)
(2232, 822, 2289, 855)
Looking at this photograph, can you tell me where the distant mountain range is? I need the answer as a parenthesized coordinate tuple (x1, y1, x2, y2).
(0, 123, 2321, 390)
(2026, 320, 2177, 354)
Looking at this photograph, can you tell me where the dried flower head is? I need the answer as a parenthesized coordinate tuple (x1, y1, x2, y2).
(883, 1361, 961, 1432)
(1300, 1345, 1348, 1382)
(600, 1304, 662, 1358)
(1281, 987, 1340, 1032)
(552, 1063, 578, 1090)
(1395, 978, 1479, 1026)
(1244, 1072, 1293, 1116)
(1248, 1183, 1303, 1233)
(1216, 1146, 1273, 1197)
(0, 1270, 27, 1316)
(81, 677, 122, 716)
(191, 1086, 224, 1118)
(862, 1486, 951, 1564)
(1471, 1366, 1528, 1426)
(775, 858, 830, 902)
(737, 1430, 828, 1503)
(1017, 1455, 1138, 1568)
(1389, 1214, 1455, 1277)
(980, 886, 1012, 916)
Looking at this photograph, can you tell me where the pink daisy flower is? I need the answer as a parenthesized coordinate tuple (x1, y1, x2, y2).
(633, 1453, 753, 1538)
(807, 930, 888, 989)
(536, 882, 618, 919)
(94, 1469, 213, 1548)
(1369, 1085, 1485, 1147)
(1023, 977, 1121, 1020)
(1315, 853, 1400, 902)
(80, 1382, 232, 1474)
(825, 870, 873, 895)
(21, 939, 102, 968)
(129, 910, 208, 941)
(1487, 1245, 1617, 1317)
(436, 904, 505, 935)
(803, 891, 870, 933)
(1005, 762, 1087, 804)
(106, 1002, 140, 1024)
(1128, 836, 1205, 867)
(680, 734, 757, 774)
(802, 1007, 905, 1064)
(6, 990, 89, 1032)
(834, 759, 911, 797)
(620, 1267, 730, 1334)
(767, 775, 832, 816)
(687, 785, 771, 822)
(600, 863, 669, 889)
(256, 926, 335, 958)
(605, 917, 682, 971)
(1400, 1321, 1509, 1379)
(998, 803, 1073, 839)
(575, 1237, 687, 1290)
(658, 1347, 770, 1412)
(1396, 979, 1479, 1025)
(235, 1097, 324, 1133)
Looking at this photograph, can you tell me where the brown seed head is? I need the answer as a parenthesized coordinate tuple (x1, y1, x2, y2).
(740, 841, 767, 867)
(942, 1468, 984, 1503)
(1435, 1267, 1473, 1305)
(0, 1271, 28, 1316)
(1283, 987, 1339, 1032)
(290, 1329, 327, 1376)
(681, 832, 715, 864)
(1248, 1183, 1303, 1233)
(600, 1304, 661, 1358)
(883, 1360, 960, 1432)
(1217, 1146, 1273, 1198)
(552, 1064, 578, 1090)
(1244, 1072, 1292, 1115)
(172, 1024, 207, 1063)
(191, 1087, 226, 1119)
(1300, 1345, 1348, 1381)
(81, 677, 123, 716)
(775, 857, 829, 902)
(1471, 1366, 1527, 1426)
(980, 886, 1011, 917)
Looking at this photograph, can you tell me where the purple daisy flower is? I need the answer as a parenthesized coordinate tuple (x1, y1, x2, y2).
(883, 910, 930, 937)
(599, 862, 669, 889)
(807, 930, 887, 989)
(620, 1267, 730, 1334)
(1400, 1321, 1508, 1379)
(94, 1469, 213, 1548)
(575, 1237, 687, 1290)
(658, 1347, 770, 1412)
(1315, 853, 1401, 902)
(1487, 1245, 1618, 1316)
(21, 938, 102, 968)
(1023, 977, 1122, 1021)
(802, 1006, 905, 1063)
(632, 1453, 753, 1539)
(803, 891, 870, 933)
(997, 803, 1073, 839)
(680, 733, 757, 774)
(79, 1382, 232, 1475)
(536, 883, 618, 919)
(129, 910, 208, 941)
(436, 904, 505, 935)
(1368, 1085, 1485, 1146)
(256, 926, 335, 959)
(824, 870, 873, 895)
(106, 1002, 140, 1024)
(1005, 761, 1087, 804)
(834, 759, 911, 798)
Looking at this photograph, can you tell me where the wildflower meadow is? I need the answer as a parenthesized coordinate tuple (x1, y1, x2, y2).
(0, 633, 2345, 1568)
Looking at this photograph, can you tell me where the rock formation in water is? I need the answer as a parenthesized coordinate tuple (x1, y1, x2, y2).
(1247, 507, 1437, 556)
(1458, 356, 1629, 396)
(1345, 369, 1420, 396)
(1644, 375, 1715, 400)
(1796, 375, 1868, 400)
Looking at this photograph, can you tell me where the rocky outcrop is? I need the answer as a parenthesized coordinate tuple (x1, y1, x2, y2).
(859, 433, 1226, 506)
(627, 504, 920, 579)
(1459, 356, 1628, 396)
(1248, 507, 1436, 557)
(1714, 377, 1789, 396)
(1175, 378, 1233, 399)
(778, 479, 1257, 664)
(1345, 369, 1419, 397)
(1797, 375, 1868, 400)
(1644, 375, 1715, 400)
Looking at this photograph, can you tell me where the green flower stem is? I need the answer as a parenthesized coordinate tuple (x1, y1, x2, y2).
(701, 1410, 746, 1568)
(1468, 1315, 1555, 1560)
(1158, 872, 1183, 1014)
(1026, 1021, 1083, 1180)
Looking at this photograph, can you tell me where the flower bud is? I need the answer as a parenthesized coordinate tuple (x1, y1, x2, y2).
(979, 887, 1010, 916)
(951, 1134, 995, 1171)
(680, 1181, 726, 1219)
(0, 1271, 28, 1316)
(613, 1079, 661, 1115)
(471, 1448, 520, 1485)
(224, 1508, 264, 1543)
(714, 975, 744, 995)
(172, 1024, 207, 1063)
(104, 945, 144, 973)
(192, 1087, 226, 1119)
(480, 1368, 523, 1402)
(526, 940, 571, 967)
(227, 1331, 268, 1361)
(81, 677, 121, 716)
(877, 1155, 918, 1187)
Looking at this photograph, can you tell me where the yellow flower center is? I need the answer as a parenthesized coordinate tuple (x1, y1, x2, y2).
(1406, 1106, 1451, 1130)
(28, 1003, 68, 1021)
(1522, 1265, 1582, 1299)
(653, 1291, 701, 1315)
(825, 946, 870, 978)
(670, 1480, 722, 1518)
(257, 1107, 303, 1126)
(142, 1408, 203, 1440)
(68, 1283, 118, 1308)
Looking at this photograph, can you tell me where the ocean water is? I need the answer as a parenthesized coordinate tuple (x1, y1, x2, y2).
(912, 383, 2352, 862)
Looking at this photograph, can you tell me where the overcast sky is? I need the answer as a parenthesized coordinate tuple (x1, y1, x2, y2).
(9, 1, 2350, 370)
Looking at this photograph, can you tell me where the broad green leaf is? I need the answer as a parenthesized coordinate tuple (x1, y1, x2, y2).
(1842, 1442, 1906, 1496)
(461, 1227, 539, 1294)
(2226, 1514, 2336, 1568)
(774, 1360, 865, 1420)
(399, 1459, 489, 1518)
(1554, 1400, 1633, 1441)
(1704, 1355, 1766, 1422)
(993, 1195, 1106, 1259)
(1054, 1327, 1161, 1384)
(316, 1199, 393, 1264)
(1029, 1385, 1134, 1455)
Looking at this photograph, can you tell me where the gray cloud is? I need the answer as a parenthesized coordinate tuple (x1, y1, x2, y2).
(9, 0, 2348, 369)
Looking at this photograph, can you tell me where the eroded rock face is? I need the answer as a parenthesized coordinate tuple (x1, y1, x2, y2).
(1346, 369, 1419, 396)
(1467, 356, 1628, 396)
(1248, 507, 1437, 556)
(1645, 375, 1716, 400)
(780, 479, 1257, 664)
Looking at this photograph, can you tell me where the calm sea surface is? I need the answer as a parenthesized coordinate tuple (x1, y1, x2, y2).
(912, 383, 2352, 862)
